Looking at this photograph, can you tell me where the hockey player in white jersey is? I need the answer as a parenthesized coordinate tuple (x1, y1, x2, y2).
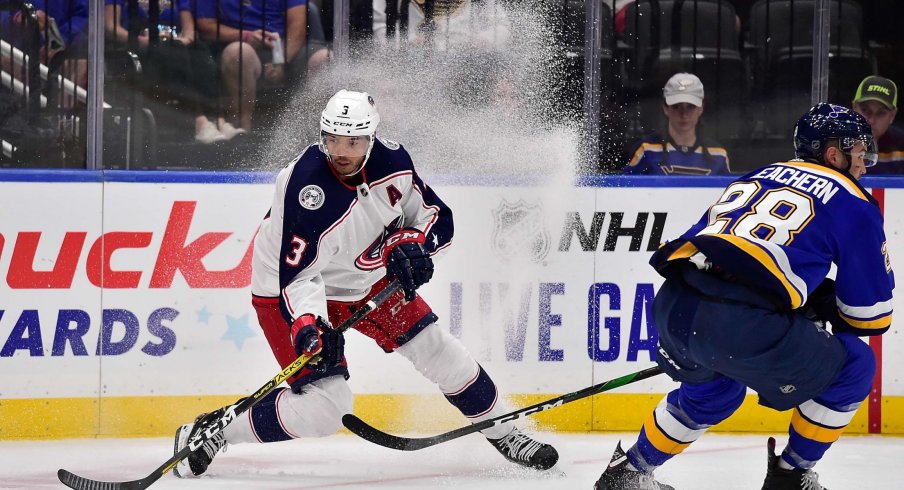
(172, 89, 559, 478)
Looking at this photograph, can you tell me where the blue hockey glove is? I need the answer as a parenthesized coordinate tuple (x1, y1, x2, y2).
(290, 314, 344, 373)
(383, 228, 434, 301)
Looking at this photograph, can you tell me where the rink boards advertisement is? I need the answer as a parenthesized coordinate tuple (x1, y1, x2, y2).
(1, 171, 902, 439)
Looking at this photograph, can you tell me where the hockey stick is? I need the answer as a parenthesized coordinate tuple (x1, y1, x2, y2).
(342, 364, 665, 451)
(58, 282, 403, 490)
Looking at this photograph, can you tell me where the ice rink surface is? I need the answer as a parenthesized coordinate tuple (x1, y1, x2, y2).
(3, 432, 901, 489)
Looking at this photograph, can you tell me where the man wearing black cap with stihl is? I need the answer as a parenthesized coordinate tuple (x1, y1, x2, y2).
(852, 75, 904, 174)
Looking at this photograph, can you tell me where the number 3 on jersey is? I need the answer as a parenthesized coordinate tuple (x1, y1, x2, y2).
(285, 235, 308, 266)
(698, 181, 815, 245)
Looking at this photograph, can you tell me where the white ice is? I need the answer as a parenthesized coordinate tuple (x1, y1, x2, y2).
(3, 432, 900, 489)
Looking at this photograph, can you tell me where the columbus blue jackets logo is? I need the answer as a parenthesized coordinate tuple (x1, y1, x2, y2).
(299, 185, 325, 210)
(491, 200, 551, 263)
(355, 216, 405, 270)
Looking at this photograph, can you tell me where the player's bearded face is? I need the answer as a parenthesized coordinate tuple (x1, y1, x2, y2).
(322, 133, 370, 176)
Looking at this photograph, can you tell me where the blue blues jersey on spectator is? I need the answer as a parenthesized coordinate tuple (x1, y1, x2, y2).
(33, 0, 88, 45)
(105, 0, 188, 30)
(195, 0, 307, 38)
(650, 159, 894, 335)
(625, 132, 731, 176)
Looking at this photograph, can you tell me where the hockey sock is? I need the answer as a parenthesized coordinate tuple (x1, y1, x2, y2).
(223, 377, 353, 444)
(629, 400, 708, 472)
(396, 325, 513, 440)
(631, 379, 744, 472)
(783, 334, 874, 469)
(243, 387, 296, 443)
(443, 364, 511, 440)
(783, 398, 863, 469)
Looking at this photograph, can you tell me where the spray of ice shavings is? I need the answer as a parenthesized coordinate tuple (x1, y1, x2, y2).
(249, 2, 589, 371)
(250, 1, 584, 184)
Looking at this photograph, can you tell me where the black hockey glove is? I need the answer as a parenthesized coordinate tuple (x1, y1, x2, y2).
(383, 228, 434, 301)
(801, 278, 837, 328)
(290, 314, 345, 374)
(800, 278, 868, 336)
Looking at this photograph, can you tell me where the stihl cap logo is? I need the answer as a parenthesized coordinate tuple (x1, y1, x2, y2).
(867, 85, 891, 96)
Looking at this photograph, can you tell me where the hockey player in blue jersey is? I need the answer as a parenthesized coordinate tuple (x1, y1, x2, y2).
(172, 90, 558, 478)
(595, 103, 893, 490)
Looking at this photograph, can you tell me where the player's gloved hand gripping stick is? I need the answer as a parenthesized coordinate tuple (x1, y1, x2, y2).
(343, 365, 665, 450)
(57, 282, 403, 490)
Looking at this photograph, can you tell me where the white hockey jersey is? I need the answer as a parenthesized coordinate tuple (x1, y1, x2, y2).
(251, 138, 453, 325)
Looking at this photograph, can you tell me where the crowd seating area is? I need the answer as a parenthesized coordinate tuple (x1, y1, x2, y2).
(0, 0, 901, 172)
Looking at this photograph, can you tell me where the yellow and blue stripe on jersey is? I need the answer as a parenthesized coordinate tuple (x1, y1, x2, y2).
(651, 160, 894, 334)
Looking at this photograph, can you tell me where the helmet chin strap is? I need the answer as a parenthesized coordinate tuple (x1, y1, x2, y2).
(323, 135, 376, 178)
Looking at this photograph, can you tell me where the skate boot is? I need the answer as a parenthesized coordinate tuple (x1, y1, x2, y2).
(761, 437, 827, 490)
(172, 407, 229, 478)
(594, 441, 675, 490)
(488, 427, 559, 470)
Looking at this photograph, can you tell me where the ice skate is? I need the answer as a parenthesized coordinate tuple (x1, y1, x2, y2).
(172, 407, 229, 478)
(594, 441, 674, 490)
(761, 437, 827, 490)
(488, 427, 559, 470)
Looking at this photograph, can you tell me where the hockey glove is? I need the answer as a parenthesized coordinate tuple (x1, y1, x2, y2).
(384, 228, 434, 301)
(290, 314, 345, 374)
(801, 278, 837, 328)
(800, 279, 876, 335)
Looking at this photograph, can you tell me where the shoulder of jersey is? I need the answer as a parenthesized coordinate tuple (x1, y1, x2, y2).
(283, 145, 353, 220)
(743, 160, 875, 206)
(278, 145, 331, 185)
(368, 136, 415, 176)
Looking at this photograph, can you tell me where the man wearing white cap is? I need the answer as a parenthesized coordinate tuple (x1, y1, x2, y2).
(624, 73, 732, 175)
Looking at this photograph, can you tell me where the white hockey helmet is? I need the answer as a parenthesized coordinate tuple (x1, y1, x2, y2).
(320, 90, 380, 137)
(319, 90, 381, 177)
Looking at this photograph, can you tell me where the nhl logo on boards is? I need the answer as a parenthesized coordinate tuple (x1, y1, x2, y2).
(299, 185, 325, 210)
(491, 199, 551, 264)
(780, 384, 797, 394)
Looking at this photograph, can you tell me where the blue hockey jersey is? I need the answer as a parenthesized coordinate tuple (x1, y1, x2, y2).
(651, 160, 894, 335)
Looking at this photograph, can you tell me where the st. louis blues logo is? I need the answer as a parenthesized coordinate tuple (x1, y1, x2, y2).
(355, 216, 405, 270)
(491, 200, 551, 263)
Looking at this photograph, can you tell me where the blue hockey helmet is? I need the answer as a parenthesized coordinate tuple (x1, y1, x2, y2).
(793, 103, 878, 167)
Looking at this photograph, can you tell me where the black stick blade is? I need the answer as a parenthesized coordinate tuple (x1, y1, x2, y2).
(343, 366, 666, 453)
(342, 414, 434, 450)
(58, 469, 149, 490)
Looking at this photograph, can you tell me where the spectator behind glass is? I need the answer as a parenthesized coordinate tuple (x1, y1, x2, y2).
(195, 0, 330, 133)
(851, 75, 904, 175)
(105, 0, 235, 144)
(30, 0, 88, 65)
(611, 0, 742, 35)
(373, 0, 510, 51)
(373, 0, 515, 109)
(624, 73, 732, 175)
(0, 0, 89, 100)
